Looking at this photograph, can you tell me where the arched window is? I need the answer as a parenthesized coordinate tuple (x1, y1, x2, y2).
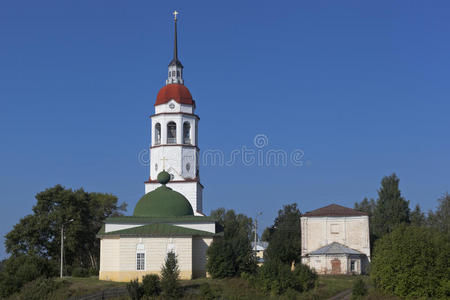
(155, 123, 161, 145)
(167, 122, 176, 144)
(177, 70, 180, 77)
(183, 122, 191, 144)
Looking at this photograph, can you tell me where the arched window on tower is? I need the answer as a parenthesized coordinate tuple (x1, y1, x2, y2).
(154, 123, 161, 145)
(183, 122, 191, 144)
(167, 122, 177, 144)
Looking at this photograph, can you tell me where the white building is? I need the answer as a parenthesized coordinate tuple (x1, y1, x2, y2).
(301, 204, 370, 275)
(98, 12, 220, 282)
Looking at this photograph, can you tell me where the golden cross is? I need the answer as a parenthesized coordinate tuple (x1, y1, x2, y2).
(173, 10, 179, 21)
(161, 156, 168, 170)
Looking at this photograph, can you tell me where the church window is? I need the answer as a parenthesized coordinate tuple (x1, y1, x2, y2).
(183, 122, 191, 144)
(350, 260, 357, 272)
(136, 253, 145, 270)
(155, 123, 161, 145)
(136, 244, 145, 270)
(167, 122, 176, 144)
(177, 70, 180, 77)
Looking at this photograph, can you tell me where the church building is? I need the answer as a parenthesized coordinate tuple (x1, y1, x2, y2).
(300, 204, 370, 275)
(97, 12, 220, 282)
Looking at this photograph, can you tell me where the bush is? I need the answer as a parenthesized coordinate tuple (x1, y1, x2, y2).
(18, 277, 61, 300)
(142, 274, 161, 297)
(0, 255, 55, 297)
(71, 266, 89, 277)
(160, 252, 181, 298)
(252, 260, 317, 296)
(292, 263, 317, 292)
(351, 278, 367, 300)
(199, 282, 222, 300)
(371, 224, 450, 299)
(126, 278, 144, 300)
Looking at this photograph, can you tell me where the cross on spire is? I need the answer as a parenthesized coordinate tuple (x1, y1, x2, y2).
(166, 10, 184, 85)
(173, 10, 179, 21)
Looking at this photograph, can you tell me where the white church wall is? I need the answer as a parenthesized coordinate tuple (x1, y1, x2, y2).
(173, 223, 215, 233)
(100, 238, 120, 272)
(105, 224, 143, 233)
(301, 216, 370, 259)
(154, 101, 194, 115)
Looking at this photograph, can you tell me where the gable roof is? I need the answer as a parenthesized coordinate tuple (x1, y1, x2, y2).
(97, 223, 220, 238)
(302, 204, 367, 217)
(309, 242, 364, 255)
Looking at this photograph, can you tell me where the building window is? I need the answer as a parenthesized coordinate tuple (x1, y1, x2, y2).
(330, 224, 340, 234)
(167, 122, 176, 144)
(350, 260, 357, 272)
(136, 253, 145, 270)
(155, 123, 161, 145)
(183, 122, 191, 144)
(177, 70, 180, 77)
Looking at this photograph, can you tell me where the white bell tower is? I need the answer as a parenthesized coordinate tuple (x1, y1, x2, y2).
(145, 11, 204, 215)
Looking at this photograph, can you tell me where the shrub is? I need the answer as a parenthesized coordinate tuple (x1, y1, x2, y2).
(253, 260, 317, 295)
(126, 278, 144, 300)
(371, 224, 450, 299)
(71, 266, 89, 277)
(160, 252, 181, 298)
(142, 274, 161, 297)
(18, 277, 61, 300)
(88, 268, 99, 276)
(0, 255, 55, 297)
(199, 282, 222, 300)
(292, 263, 317, 292)
(351, 278, 367, 300)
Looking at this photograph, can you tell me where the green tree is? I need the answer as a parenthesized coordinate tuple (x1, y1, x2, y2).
(160, 252, 181, 298)
(372, 174, 410, 239)
(4, 185, 126, 270)
(428, 193, 450, 236)
(371, 224, 450, 299)
(206, 208, 257, 278)
(354, 197, 376, 217)
(410, 204, 426, 226)
(263, 204, 302, 266)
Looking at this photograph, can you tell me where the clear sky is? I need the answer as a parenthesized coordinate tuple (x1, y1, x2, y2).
(1, 1, 449, 259)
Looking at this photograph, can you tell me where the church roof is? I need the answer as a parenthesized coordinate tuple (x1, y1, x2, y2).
(309, 242, 364, 255)
(155, 84, 194, 106)
(105, 215, 216, 224)
(97, 223, 220, 237)
(133, 170, 194, 218)
(302, 204, 367, 217)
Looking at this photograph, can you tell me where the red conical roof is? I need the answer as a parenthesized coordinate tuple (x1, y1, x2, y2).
(155, 84, 194, 106)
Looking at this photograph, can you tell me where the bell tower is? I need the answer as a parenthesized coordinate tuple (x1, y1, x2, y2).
(145, 11, 203, 215)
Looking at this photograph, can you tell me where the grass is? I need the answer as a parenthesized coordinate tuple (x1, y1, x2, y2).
(7, 275, 368, 300)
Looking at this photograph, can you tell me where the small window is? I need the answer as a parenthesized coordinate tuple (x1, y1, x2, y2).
(155, 123, 161, 145)
(177, 70, 180, 77)
(183, 122, 191, 144)
(167, 122, 176, 144)
(350, 260, 357, 272)
(136, 252, 145, 270)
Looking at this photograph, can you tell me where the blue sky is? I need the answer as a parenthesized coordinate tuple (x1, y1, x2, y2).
(1, 1, 449, 259)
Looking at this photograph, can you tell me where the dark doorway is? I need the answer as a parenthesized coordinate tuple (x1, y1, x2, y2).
(331, 259, 341, 274)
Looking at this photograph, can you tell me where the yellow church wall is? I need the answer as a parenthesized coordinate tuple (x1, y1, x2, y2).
(100, 236, 201, 282)
(192, 237, 213, 278)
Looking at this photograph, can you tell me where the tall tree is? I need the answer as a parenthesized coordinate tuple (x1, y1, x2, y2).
(263, 203, 302, 266)
(5, 185, 126, 269)
(428, 193, 450, 236)
(354, 197, 376, 217)
(410, 204, 426, 226)
(372, 174, 410, 239)
(206, 208, 256, 278)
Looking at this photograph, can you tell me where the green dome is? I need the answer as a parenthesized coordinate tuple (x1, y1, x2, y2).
(133, 171, 194, 217)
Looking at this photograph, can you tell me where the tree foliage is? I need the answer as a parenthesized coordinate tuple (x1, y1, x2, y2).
(206, 208, 257, 278)
(410, 204, 426, 226)
(428, 192, 450, 236)
(370, 224, 450, 299)
(160, 251, 181, 298)
(263, 203, 302, 266)
(4, 185, 126, 270)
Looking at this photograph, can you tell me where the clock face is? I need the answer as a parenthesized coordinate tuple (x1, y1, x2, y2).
(169, 103, 175, 109)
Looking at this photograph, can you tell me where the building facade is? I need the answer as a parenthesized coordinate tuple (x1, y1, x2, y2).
(301, 204, 370, 275)
(98, 12, 219, 282)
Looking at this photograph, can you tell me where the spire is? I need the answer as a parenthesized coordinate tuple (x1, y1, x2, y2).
(166, 10, 184, 85)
